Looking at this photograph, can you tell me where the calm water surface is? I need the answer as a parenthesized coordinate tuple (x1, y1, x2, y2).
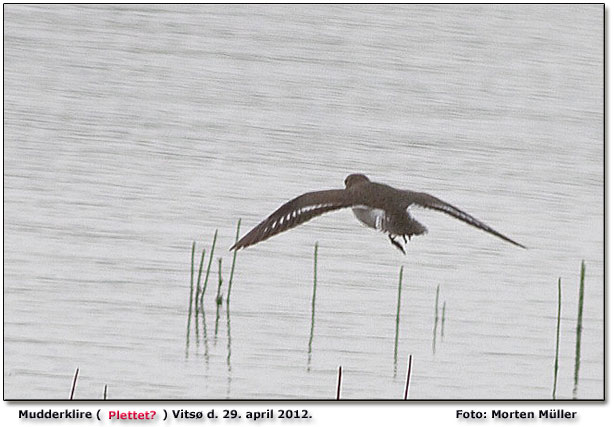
(3, 4, 603, 399)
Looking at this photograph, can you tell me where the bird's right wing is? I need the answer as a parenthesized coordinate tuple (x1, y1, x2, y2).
(230, 189, 357, 251)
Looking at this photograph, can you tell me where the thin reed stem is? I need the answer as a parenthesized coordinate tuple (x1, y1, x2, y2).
(186, 242, 196, 351)
(69, 367, 79, 400)
(227, 219, 241, 305)
(199, 230, 218, 308)
(441, 301, 446, 338)
(103, 384, 108, 400)
(313, 242, 318, 291)
(553, 277, 562, 399)
(394, 266, 404, 363)
(573, 260, 586, 399)
(404, 354, 413, 400)
(432, 285, 440, 354)
(336, 366, 342, 400)
(190, 241, 195, 303)
(308, 242, 319, 358)
(194, 249, 206, 319)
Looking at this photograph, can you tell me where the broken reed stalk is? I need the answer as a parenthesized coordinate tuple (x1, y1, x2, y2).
(394, 266, 404, 362)
(404, 354, 413, 400)
(199, 230, 218, 308)
(573, 260, 586, 399)
(227, 219, 241, 305)
(308, 242, 318, 355)
(552, 277, 562, 399)
(69, 367, 79, 400)
(432, 284, 440, 354)
(336, 366, 342, 400)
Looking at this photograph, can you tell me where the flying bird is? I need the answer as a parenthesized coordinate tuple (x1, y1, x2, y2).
(230, 174, 525, 253)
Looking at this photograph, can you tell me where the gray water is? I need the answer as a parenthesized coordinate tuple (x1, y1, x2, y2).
(3, 4, 603, 399)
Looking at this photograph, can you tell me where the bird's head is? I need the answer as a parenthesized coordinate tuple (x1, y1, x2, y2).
(344, 173, 370, 188)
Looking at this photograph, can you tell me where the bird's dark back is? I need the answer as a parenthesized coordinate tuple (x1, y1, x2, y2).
(348, 181, 408, 211)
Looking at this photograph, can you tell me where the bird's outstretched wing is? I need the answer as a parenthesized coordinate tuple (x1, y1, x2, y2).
(230, 189, 356, 251)
(405, 191, 526, 249)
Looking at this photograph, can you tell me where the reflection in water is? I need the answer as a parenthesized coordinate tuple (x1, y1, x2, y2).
(186, 237, 222, 361)
(192, 247, 206, 347)
(199, 307, 210, 365)
(184, 231, 237, 398)
(431, 286, 446, 356)
(185, 235, 237, 389)
(214, 258, 223, 340)
(225, 220, 240, 397)
(226, 305, 232, 398)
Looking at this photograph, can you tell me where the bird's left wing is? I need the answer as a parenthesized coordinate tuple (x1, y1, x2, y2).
(230, 189, 357, 251)
(404, 191, 526, 249)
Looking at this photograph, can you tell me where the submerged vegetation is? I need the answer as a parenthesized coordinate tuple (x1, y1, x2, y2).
(186, 224, 240, 368)
(551, 260, 588, 400)
(184, 228, 589, 400)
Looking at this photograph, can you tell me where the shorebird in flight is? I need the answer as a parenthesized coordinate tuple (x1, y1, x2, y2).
(230, 174, 525, 254)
